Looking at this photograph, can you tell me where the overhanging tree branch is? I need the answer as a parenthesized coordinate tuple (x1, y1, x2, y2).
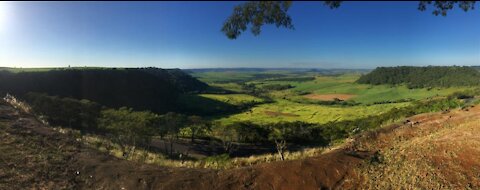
(222, 1, 476, 39)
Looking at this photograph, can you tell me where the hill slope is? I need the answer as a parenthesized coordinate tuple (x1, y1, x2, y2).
(0, 68, 208, 113)
(1, 100, 479, 189)
(357, 66, 480, 88)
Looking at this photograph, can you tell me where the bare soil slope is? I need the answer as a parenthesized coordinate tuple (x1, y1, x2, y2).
(1, 100, 479, 189)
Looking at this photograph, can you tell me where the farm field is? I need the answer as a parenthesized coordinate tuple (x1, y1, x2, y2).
(191, 70, 471, 125)
(262, 74, 469, 104)
(217, 100, 410, 124)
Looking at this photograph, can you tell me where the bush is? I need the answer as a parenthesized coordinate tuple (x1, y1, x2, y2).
(202, 154, 231, 169)
(24, 92, 102, 133)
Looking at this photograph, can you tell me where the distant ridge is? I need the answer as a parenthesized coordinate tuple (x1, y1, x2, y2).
(0, 68, 208, 113)
(185, 68, 371, 76)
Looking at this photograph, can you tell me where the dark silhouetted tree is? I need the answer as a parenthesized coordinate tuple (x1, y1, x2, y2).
(223, 1, 476, 39)
(162, 112, 187, 156)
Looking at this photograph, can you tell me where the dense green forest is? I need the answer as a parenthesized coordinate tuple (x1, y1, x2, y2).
(0, 68, 208, 113)
(357, 66, 480, 88)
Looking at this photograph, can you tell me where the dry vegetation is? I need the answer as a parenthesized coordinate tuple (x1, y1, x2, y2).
(80, 133, 330, 169)
(339, 105, 480, 189)
(0, 103, 79, 189)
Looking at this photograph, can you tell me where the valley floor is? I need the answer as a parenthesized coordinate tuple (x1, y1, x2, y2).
(1, 100, 479, 189)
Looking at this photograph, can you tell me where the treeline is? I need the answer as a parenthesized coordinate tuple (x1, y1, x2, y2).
(260, 84, 293, 91)
(357, 66, 480, 88)
(23, 93, 319, 159)
(0, 68, 208, 113)
(239, 83, 274, 103)
(288, 97, 360, 107)
(23, 92, 212, 157)
(22, 90, 476, 160)
(98, 108, 212, 156)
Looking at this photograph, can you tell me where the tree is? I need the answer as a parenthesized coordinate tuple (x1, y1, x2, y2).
(268, 126, 288, 161)
(223, 1, 476, 39)
(24, 92, 102, 133)
(161, 112, 187, 156)
(228, 121, 269, 143)
(212, 122, 238, 155)
(186, 115, 211, 142)
(98, 107, 157, 158)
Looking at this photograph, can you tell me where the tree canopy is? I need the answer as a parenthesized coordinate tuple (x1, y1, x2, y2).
(222, 1, 476, 39)
(356, 66, 480, 88)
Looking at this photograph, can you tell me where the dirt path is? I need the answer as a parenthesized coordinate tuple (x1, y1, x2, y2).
(1, 100, 479, 189)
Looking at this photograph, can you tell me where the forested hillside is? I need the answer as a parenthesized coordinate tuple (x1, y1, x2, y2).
(0, 68, 208, 113)
(357, 66, 480, 88)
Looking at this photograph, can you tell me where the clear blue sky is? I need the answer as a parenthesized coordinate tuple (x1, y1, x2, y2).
(0, 1, 479, 69)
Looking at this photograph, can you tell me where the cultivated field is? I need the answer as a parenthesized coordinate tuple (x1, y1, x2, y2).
(217, 99, 410, 124)
(192, 70, 470, 125)
(303, 93, 356, 101)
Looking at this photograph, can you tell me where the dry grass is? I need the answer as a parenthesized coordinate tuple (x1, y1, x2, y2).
(0, 119, 78, 189)
(341, 105, 480, 189)
(80, 133, 333, 169)
(3, 94, 32, 113)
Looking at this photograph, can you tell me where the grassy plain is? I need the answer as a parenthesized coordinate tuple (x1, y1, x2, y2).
(199, 94, 264, 106)
(217, 100, 410, 124)
(190, 70, 471, 125)
(265, 74, 469, 104)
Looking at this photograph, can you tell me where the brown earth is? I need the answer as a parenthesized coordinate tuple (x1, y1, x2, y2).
(304, 93, 356, 101)
(339, 105, 480, 189)
(1, 100, 479, 189)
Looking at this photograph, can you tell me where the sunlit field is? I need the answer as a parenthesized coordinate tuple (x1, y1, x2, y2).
(193, 71, 472, 125)
(217, 100, 410, 124)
